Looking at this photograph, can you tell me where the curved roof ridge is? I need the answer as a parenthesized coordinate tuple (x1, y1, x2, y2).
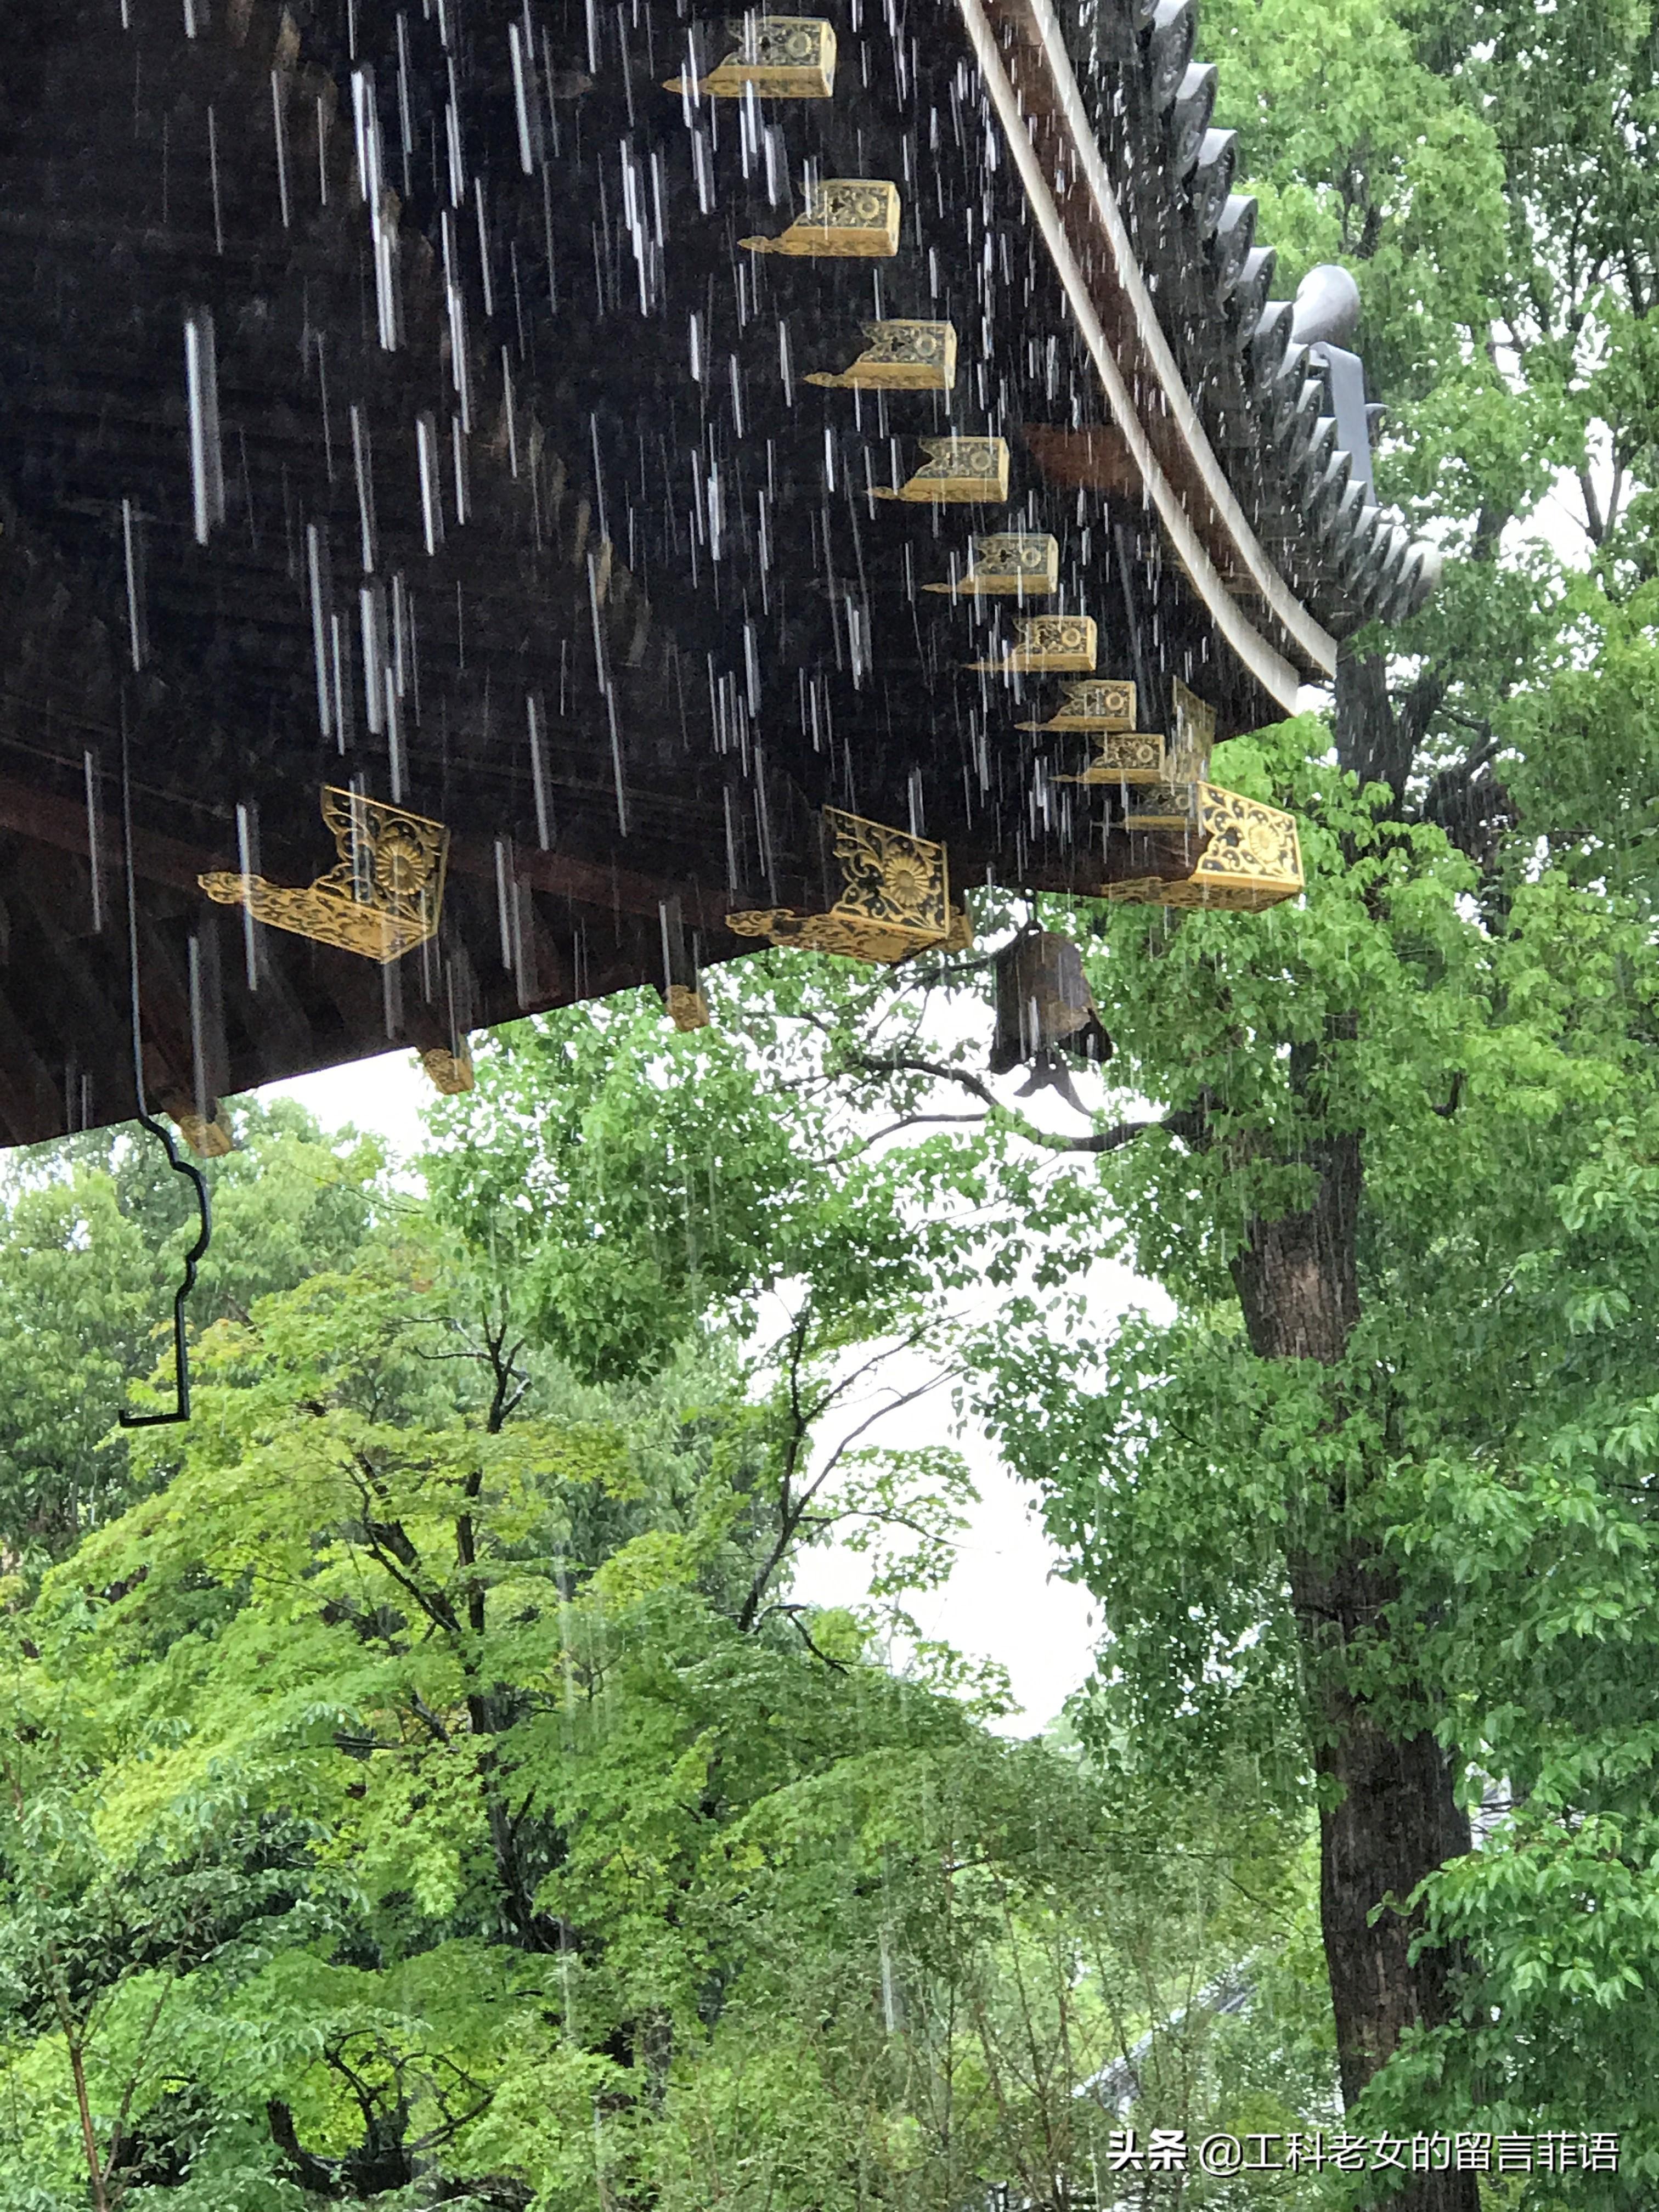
(1001, 0, 1441, 645)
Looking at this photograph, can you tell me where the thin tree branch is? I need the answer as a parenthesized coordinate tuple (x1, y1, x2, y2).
(843, 1051, 1207, 1155)
(830, 1110, 991, 1159)
(754, 1600, 851, 1671)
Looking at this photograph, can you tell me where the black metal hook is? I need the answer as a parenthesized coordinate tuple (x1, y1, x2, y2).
(118, 1105, 210, 1429)
(116, 728, 210, 1427)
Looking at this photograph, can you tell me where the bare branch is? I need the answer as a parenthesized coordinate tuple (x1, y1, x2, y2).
(843, 1051, 1207, 1155)
(830, 1109, 990, 1159)
(806, 1368, 961, 1499)
(754, 1600, 851, 1670)
(738, 1330, 962, 1634)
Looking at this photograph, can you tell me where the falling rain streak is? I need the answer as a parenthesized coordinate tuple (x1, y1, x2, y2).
(183, 311, 224, 545)
(0, 0, 1428, 1182)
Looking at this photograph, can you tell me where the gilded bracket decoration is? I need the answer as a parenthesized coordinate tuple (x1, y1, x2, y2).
(872, 437, 1009, 503)
(1028, 676, 1167, 785)
(200, 787, 450, 964)
(169, 1106, 234, 1158)
(1107, 785, 1305, 911)
(420, 1046, 475, 1094)
(1169, 679, 1217, 781)
(923, 533, 1059, 597)
(1060, 732, 1168, 785)
(726, 808, 970, 963)
(664, 16, 837, 97)
(742, 179, 900, 257)
(665, 984, 713, 1031)
(1038, 677, 1217, 793)
(1020, 678, 1138, 732)
(969, 614, 1097, 673)
(804, 321, 957, 391)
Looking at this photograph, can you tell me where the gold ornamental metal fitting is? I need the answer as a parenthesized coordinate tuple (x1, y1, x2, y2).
(664, 16, 837, 98)
(872, 437, 1009, 504)
(924, 533, 1059, 597)
(1019, 678, 1138, 732)
(742, 179, 900, 258)
(804, 320, 957, 391)
(420, 1046, 475, 1094)
(969, 614, 1098, 673)
(726, 808, 970, 964)
(200, 788, 449, 965)
(1056, 733, 1169, 786)
(665, 984, 712, 1031)
(1105, 784, 1305, 911)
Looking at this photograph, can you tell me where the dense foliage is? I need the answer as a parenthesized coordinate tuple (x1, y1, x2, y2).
(970, 0, 1659, 2188)
(0, 1089, 1325, 2210)
(5, 0, 1659, 2203)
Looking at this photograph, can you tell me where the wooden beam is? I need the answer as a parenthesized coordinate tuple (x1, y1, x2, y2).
(0, 975, 67, 1147)
(0, 774, 211, 892)
(450, 836, 733, 934)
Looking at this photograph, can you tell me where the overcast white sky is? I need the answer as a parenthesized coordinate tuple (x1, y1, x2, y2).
(266, 1045, 1127, 1735)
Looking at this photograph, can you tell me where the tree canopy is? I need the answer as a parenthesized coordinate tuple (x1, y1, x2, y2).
(0, 1098, 1323, 2209)
(5, 0, 1659, 2203)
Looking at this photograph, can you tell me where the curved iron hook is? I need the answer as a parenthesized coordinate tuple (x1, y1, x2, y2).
(117, 727, 211, 1427)
(118, 1104, 210, 1429)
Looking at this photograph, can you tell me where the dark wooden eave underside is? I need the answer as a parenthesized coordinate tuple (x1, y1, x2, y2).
(0, 0, 1356, 1146)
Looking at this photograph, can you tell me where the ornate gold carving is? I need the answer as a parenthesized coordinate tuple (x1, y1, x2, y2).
(1020, 678, 1137, 732)
(1104, 784, 1304, 912)
(1169, 678, 1217, 781)
(826, 810, 948, 939)
(420, 1046, 475, 1094)
(804, 320, 957, 391)
(969, 615, 1098, 673)
(1041, 678, 1212, 788)
(1058, 732, 1168, 785)
(664, 15, 836, 97)
(1186, 783, 1302, 902)
(872, 436, 1009, 504)
(726, 910, 906, 960)
(726, 808, 955, 965)
(1032, 678, 1166, 785)
(666, 984, 712, 1031)
(171, 1106, 234, 1158)
(923, 533, 1059, 597)
(200, 788, 449, 964)
(742, 179, 899, 257)
(1110, 686, 1217, 817)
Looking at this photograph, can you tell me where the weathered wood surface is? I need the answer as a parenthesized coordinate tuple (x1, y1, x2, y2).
(0, 0, 1406, 1143)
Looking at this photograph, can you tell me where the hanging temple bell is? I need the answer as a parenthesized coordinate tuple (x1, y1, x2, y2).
(989, 930, 1113, 1109)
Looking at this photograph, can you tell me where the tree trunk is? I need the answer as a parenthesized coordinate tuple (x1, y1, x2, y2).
(1315, 1671, 1474, 2110)
(1232, 1128, 1476, 2212)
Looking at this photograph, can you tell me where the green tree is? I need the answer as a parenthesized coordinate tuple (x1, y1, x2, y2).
(420, 978, 1029, 1389)
(0, 1214, 1315, 2208)
(940, 0, 1659, 2196)
(0, 1101, 387, 1564)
